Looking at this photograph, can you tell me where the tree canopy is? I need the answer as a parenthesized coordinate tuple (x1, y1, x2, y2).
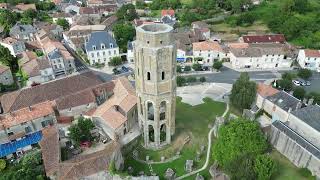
(254, 154, 278, 180)
(298, 68, 312, 79)
(230, 72, 256, 111)
(112, 23, 135, 52)
(116, 4, 138, 21)
(68, 117, 95, 146)
(56, 18, 70, 30)
(293, 87, 306, 100)
(212, 61, 223, 70)
(0, 45, 18, 72)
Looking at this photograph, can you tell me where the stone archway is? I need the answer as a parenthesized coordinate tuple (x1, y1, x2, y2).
(160, 124, 166, 143)
(147, 102, 154, 120)
(149, 125, 155, 142)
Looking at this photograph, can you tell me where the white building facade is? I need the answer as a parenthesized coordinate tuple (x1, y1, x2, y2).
(297, 49, 320, 72)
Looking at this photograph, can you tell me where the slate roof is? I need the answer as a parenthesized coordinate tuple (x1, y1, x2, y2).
(0, 72, 110, 113)
(291, 105, 320, 132)
(266, 91, 303, 112)
(10, 24, 36, 37)
(272, 120, 320, 160)
(85, 31, 118, 52)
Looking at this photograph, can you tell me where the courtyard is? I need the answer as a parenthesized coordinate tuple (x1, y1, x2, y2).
(123, 97, 227, 179)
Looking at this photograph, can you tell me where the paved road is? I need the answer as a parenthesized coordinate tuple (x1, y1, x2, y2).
(190, 66, 281, 84)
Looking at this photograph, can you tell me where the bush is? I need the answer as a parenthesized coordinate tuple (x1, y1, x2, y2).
(177, 76, 186, 87)
(192, 63, 202, 71)
(187, 76, 197, 83)
(184, 66, 191, 71)
(108, 57, 122, 66)
(177, 65, 182, 73)
(199, 76, 206, 82)
(213, 61, 223, 70)
(298, 69, 312, 79)
(0, 159, 6, 171)
(298, 168, 313, 178)
(254, 154, 277, 180)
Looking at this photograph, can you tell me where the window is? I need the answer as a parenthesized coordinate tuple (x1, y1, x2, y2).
(97, 52, 100, 57)
(93, 45, 96, 50)
(147, 41, 149, 44)
(91, 53, 94, 57)
(25, 126, 32, 134)
(103, 51, 106, 56)
(7, 132, 14, 136)
(109, 51, 111, 55)
(104, 58, 106, 62)
(161, 71, 165, 80)
(110, 43, 113, 48)
(101, 44, 105, 49)
(160, 40, 163, 44)
(147, 72, 151, 80)
(114, 50, 116, 55)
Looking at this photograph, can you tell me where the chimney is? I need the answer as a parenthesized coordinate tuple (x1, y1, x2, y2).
(295, 101, 302, 110)
(308, 98, 314, 106)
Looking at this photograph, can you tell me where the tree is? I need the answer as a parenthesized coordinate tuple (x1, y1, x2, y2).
(225, 154, 256, 180)
(0, 9, 20, 34)
(108, 160, 116, 175)
(293, 87, 306, 100)
(68, 117, 95, 145)
(213, 119, 268, 168)
(116, 4, 138, 21)
(200, 76, 206, 82)
(56, 18, 70, 30)
(187, 76, 197, 83)
(0, 159, 6, 171)
(0, 45, 18, 72)
(108, 56, 122, 66)
(298, 68, 312, 79)
(177, 76, 186, 87)
(228, 0, 253, 13)
(192, 63, 202, 71)
(230, 72, 256, 111)
(277, 78, 293, 91)
(212, 61, 223, 71)
(36, 1, 55, 11)
(254, 154, 277, 180)
(112, 23, 135, 52)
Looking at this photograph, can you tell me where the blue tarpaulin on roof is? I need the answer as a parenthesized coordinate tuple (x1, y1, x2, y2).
(0, 131, 42, 158)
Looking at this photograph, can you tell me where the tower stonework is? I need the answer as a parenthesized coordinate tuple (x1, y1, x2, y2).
(134, 24, 177, 149)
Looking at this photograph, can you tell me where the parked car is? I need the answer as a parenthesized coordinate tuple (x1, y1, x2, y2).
(305, 81, 311, 86)
(292, 80, 301, 86)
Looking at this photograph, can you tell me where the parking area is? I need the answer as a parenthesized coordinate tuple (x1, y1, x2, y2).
(177, 83, 232, 106)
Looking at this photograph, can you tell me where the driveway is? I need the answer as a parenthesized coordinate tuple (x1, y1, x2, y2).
(177, 83, 232, 106)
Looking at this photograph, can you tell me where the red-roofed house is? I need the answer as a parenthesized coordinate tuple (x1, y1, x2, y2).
(297, 49, 320, 72)
(192, 41, 226, 66)
(91, 77, 137, 141)
(240, 34, 286, 44)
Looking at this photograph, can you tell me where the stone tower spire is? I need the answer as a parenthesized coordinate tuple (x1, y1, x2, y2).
(134, 24, 177, 149)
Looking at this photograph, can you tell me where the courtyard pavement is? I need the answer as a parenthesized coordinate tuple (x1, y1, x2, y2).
(177, 83, 232, 106)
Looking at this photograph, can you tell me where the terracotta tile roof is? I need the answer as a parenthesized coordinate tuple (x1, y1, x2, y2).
(25, 41, 42, 50)
(41, 38, 73, 60)
(0, 101, 55, 128)
(21, 58, 40, 77)
(2, 37, 18, 45)
(0, 72, 104, 113)
(58, 141, 120, 180)
(193, 41, 224, 52)
(304, 49, 320, 58)
(55, 89, 96, 110)
(15, 3, 36, 11)
(257, 83, 279, 97)
(0, 65, 9, 74)
(19, 51, 37, 64)
(161, 9, 175, 17)
(40, 126, 60, 177)
(242, 34, 286, 43)
(92, 77, 136, 130)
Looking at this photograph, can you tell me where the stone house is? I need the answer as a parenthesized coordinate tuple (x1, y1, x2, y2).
(127, 41, 134, 63)
(41, 37, 76, 77)
(91, 77, 137, 141)
(297, 49, 320, 72)
(192, 41, 226, 66)
(85, 31, 119, 65)
(10, 23, 37, 41)
(0, 101, 56, 158)
(229, 43, 294, 70)
(191, 21, 210, 40)
(0, 65, 14, 86)
(0, 37, 25, 57)
(63, 24, 106, 51)
(35, 22, 64, 41)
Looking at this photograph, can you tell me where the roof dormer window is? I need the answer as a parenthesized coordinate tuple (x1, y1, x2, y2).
(110, 43, 113, 48)
(101, 44, 105, 49)
(93, 45, 96, 50)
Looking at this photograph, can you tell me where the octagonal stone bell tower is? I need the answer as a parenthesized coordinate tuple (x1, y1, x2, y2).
(134, 24, 177, 149)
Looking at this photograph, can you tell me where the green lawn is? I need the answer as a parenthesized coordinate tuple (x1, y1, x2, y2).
(271, 150, 316, 180)
(122, 97, 226, 179)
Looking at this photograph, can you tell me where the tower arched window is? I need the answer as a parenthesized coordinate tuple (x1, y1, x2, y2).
(147, 72, 151, 80)
(147, 102, 154, 120)
(160, 101, 166, 120)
